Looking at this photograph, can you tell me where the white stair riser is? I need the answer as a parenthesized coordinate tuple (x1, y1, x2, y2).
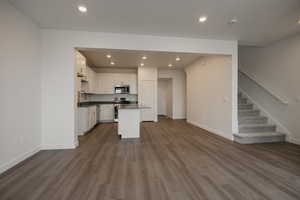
(234, 135, 285, 144)
(238, 104, 253, 110)
(239, 110, 260, 117)
(238, 98, 247, 104)
(239, 125, 276, 133)
(239, 117, 268, 125)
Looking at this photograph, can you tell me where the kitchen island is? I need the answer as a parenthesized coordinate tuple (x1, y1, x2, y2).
(118, 104, 149, 139)
(76, 100, 138, 136)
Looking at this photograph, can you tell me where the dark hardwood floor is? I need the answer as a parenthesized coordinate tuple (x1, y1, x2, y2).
(1, 118, 300, 200)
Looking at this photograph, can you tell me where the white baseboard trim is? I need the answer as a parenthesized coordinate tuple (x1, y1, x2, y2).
(74, 139, 79, 148)
(1, 141, 79, 175)
(0, 146, 41, 175)
(172, 117, 186, 120)
(157, 115, 186, 120)
(287, 137, 300, 145)
(187, 120, 233, 141)
(41, 143, 77, 150)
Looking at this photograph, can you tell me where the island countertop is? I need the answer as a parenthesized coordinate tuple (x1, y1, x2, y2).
(118, 104, 150, 109)
(118, 104, 149, 139)
(78, 101, 138, 107)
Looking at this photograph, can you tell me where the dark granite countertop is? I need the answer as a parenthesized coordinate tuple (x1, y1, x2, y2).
(118, 104, 150, 109)
(78, 101, 138, 107)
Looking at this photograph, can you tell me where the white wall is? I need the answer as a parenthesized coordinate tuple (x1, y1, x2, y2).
(185, 56, 233, 140)
(158, 69, 186, 119)
(0, 1, 41, 173)
(239, 33, 300, 144)
(41, 29, 238, 148)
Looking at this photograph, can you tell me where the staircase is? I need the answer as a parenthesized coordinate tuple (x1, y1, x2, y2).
(234, 92, 286, 144)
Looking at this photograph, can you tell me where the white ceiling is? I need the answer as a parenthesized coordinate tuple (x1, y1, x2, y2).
(10, 0, 300, 46)
(79, 48, 201, 69)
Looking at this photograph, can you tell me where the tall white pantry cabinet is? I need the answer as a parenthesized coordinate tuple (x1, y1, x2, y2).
(138, 67, 158, 122)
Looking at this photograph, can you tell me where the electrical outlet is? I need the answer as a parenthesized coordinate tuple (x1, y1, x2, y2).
(223, 97, 229, 103)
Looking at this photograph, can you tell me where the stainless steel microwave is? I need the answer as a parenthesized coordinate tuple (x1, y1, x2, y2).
(114, 85, 130, 94)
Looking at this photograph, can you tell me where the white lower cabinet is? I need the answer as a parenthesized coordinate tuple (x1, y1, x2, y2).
(77, 105, 97, 135)
(99, 104, 114, 122)
(96, 73, 137, 94)
(77, 104, 115, 135)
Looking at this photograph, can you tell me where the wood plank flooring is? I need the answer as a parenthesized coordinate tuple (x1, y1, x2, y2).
(1, 118, 300, 200)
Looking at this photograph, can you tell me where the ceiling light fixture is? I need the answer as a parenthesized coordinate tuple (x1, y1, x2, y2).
(198, 16, 207, 23)
(229, 19, 238, 24)
(142, 56, 147, 60)
(110, 61, 115, 65)
(77, 5, 87, 13)
(106, 54, 111, 58)
(168, 64, 173, 67)
(140, 63, 144, 66)
(175, 57, 181, 61)
(298, 19, 300, 24)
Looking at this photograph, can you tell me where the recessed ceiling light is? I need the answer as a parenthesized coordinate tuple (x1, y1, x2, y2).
(110, 61, 115, 65)
(140, 63, 144, 66)
(229, 19, 238, 24)
(198, 16, 207, 23)
(106, 54, 111, 58)
(175, 57, 181, 61)
(77, 5, 87, 13)
(142, 56, 147, 60)
(168, 64, 173, 67)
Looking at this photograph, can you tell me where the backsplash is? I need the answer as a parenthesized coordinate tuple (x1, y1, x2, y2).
(84, 94, 138, 102)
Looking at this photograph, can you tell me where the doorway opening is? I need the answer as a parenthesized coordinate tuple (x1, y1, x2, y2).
(158, 78, 173, 120)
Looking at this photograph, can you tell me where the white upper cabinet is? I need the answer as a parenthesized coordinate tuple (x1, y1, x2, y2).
(97, 73, 114, 94)
(75, 51, 87, 77)
(75, 50, 100, 94)
(86, 66, 98, 93)
(75, 50, 137, 95)
(128, 73, 137, 94)
(96, 73, 137, 94)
